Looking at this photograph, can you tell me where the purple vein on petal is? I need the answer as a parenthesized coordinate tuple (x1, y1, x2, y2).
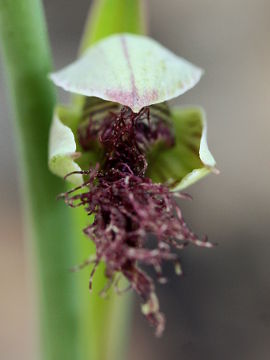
(120, 35, 138, 110)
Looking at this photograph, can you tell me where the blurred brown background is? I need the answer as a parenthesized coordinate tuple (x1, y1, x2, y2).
(1, 0, 270, 359)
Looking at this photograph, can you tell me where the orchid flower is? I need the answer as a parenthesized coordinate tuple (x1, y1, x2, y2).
(49, 33, 217, 336)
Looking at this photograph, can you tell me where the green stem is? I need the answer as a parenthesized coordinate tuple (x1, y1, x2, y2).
(0, 1, 80, 359)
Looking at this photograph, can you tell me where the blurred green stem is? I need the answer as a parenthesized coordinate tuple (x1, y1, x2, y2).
(0, 1, 80, 360)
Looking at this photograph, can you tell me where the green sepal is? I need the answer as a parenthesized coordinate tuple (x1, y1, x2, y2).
(147, 107, 217, 191)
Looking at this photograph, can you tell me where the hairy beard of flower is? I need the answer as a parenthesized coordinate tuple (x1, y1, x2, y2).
(61, 106, 211, 336)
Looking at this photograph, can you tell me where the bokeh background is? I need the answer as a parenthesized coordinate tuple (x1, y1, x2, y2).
(1, 0, 270, 359)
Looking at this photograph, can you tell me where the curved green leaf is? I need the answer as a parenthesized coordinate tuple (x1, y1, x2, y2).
(147, 107, 217, 191)
(50, 33, 203, 113)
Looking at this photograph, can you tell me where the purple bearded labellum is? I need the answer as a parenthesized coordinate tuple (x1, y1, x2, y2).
(59, 106, 213, 336)
(48, 34, 217, 336)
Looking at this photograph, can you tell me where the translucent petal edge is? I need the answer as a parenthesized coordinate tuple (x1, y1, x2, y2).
(48, 107, 83, 186)
(170, 106, 217, 192)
